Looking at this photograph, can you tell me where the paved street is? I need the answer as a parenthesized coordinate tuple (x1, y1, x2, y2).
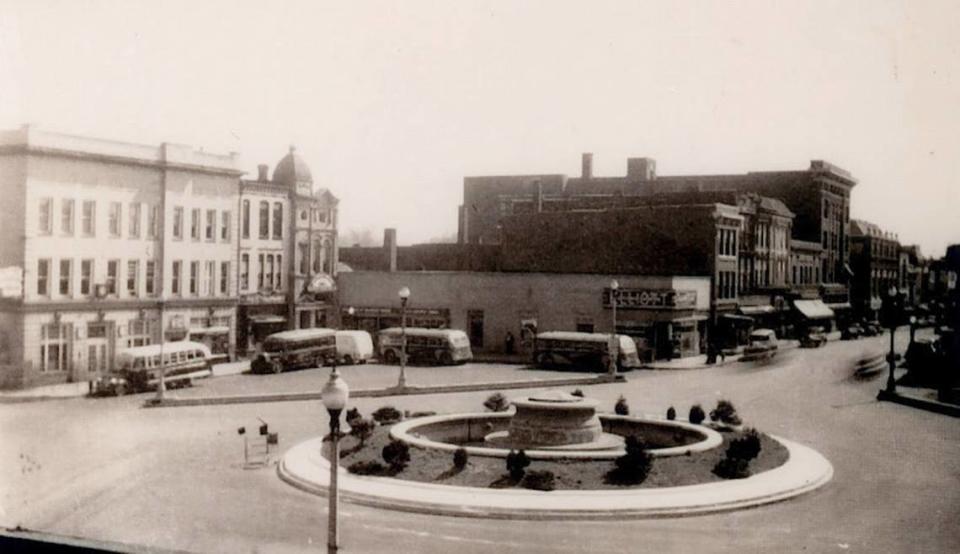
(1, 329, 957, 553)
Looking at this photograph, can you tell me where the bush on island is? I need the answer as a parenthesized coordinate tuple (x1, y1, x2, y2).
(709, 400, 742, 426)
(506, 449, 531, 480)
(688, 404, 706, 425)
(382, 439, 411, 472)
(666, 406, 676, 420)
(484, 392, 510, 412)
(522, 470, 556, 491)
(614, 395, 630, 415)
(453, 447, 469, 470)
(372, 406, 403, 424)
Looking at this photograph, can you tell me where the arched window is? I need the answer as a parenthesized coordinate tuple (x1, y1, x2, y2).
(322, 239, 333, 274)
(242, 200, 250, 238)
(272, 202, 283, 240)
(258, 201, 269, 239)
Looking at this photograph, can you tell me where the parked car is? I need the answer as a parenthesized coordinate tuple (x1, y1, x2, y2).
(862, 321, 882, 337)
(335, 330, 374, 365)
(841, 324, 864, 340)
(800, 326, 828, 348)
(741, 329, 779, 361)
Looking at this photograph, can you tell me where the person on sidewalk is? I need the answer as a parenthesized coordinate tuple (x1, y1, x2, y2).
(504, 331, 516, 355)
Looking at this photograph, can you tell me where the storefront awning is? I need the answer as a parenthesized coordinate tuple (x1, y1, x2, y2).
(249, 315, 287, 324)
(721, 314, 754, 324)
(189, 326, 230, 335)
(793, 300, 834, 319)
(827, 302, 852, 311)
(739, 305, 775, 316)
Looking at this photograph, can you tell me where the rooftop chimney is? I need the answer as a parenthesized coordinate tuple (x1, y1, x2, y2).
(626, 157, 656, 181)
(257, 164, 269, 181)
(384, 228, 398, 272)
(581, 153, 593, 179)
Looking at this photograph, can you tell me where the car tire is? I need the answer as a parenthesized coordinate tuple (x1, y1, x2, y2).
(272, 361, 283, 374)
(384, 350, 398, 364)
(439, 352, 454, 366)
(342, 355, 354, 366)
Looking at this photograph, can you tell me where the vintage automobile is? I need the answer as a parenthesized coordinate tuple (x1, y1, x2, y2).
(800, 326, 828, 348)
(862, 321, 882, 337)
(841, 323, 864, 340)
(741, 329, 779, 361)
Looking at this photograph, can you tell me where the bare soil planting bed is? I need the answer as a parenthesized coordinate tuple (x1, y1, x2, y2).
(331, 422, 789, 490)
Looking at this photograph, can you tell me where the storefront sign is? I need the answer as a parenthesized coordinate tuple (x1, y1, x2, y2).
(603, 288, 697, 310)
(344, 306, 450, 318)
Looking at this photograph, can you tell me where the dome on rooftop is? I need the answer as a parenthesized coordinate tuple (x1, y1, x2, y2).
(273, 146, 313, 188)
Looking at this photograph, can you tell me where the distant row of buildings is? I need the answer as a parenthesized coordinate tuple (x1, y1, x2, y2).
(1, 127, 956, 390)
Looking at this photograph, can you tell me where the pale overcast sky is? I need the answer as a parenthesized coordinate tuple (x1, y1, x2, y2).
(1, 0, 958, 255)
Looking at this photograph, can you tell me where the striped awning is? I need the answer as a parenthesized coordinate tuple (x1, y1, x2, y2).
(793, 300, 834, 319)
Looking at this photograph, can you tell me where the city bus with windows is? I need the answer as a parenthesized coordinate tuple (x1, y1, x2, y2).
(532, 331, 641, 372)
(251, 328, 337, 374)
(96, 341, 214, 395)
(377, 327, 473, 365)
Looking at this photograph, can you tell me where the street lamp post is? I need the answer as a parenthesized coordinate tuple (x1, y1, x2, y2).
(321, 368, 349, 554)
(884, 286, 899, 395)
(397, 286, 410, 390)
(346, 306, 355, 329)
(609, 280, 619, 377)
(155, 300, 166, 403)
(909, 315, 917, 347)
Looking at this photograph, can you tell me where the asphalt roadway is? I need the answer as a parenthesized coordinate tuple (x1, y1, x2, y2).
(1, 329, 957, 553)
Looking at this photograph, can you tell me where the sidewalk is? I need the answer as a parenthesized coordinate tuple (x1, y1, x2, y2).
(878, 385, 960, 418)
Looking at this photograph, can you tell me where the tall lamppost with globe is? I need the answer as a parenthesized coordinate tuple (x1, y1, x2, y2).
(397, 286, 410, 389)
(883, 285, 900, 395)
(321, 368, 349, 554)
(609, 279, 620, 377)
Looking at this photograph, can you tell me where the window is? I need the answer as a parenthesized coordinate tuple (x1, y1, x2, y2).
(128, 319, 156, 348)
(37, 259, 50, 296)
(206, 261, 215, 295)
(275, 255, 282, 289)
(40, 323, 70, 372)
(242, 200, 250, 238)
(240, 254, 249, 290)
(106, 260, 119, 295)
(82, 201, 96, 236)
(173, 207, 184, 239)
(272, 202, 283, 239)
(61, 199, 75, 235)
(191, 209, 201, 240)
(220, 211, 231, 241)
(145, 261, 156, 295)
(312, 242, 322, 273)
(258, 201, 269, 239)
(148, 205, 159, 239)
(189, 261, 199, 295)
(298, 243, 308, 274)
(468, 310, 484, 348)
(127, 260, 139, 296)
(80, 260, 93, 295)
(205, 210, 216, 241)
(322, 240, 332, 274)
(109, 202, 121, 236)
(38, 198, 53, 234)
(172, 261, 182, 295)
(59, 259, 72, 296)
(258, 253, 265, 289)
(267, 254, 275, 288)
(129, 203, 141, 238)
(220, 261, 229, 294)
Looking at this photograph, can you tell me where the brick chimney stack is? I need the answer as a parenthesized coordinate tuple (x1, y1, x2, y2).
(257, 164, 269, 181)
(581, 153, 593, 179)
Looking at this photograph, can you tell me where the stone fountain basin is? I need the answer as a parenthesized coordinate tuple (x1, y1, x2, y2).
(389, 412, 723, 461)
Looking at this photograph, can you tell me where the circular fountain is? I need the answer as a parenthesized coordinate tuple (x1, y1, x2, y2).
(484, 391, 624, 451)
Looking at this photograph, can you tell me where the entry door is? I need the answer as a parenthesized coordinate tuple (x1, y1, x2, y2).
(87, 323, 112, 373)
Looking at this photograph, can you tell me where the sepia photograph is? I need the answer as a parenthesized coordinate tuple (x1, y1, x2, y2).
(1, 1, 958, 552)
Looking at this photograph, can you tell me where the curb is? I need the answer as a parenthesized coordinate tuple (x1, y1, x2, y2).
(877, 389, 960, 418)
(145, 374, 627, 408)
(277, 434, 833, 520)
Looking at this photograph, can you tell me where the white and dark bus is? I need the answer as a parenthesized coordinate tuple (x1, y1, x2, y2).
(533, 331, 641, 372)
(251, 328, 337, 374)
(98, 341, 214, 394)
(377, 327, 473, 365)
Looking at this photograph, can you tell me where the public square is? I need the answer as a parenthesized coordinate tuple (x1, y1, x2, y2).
(2, 329, 957, 553)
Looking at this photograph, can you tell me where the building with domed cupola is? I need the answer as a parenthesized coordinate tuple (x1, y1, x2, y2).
(236, 147, 339, 355)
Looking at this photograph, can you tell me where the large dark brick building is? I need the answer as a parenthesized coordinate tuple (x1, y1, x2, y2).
(849, 219, 901, 320)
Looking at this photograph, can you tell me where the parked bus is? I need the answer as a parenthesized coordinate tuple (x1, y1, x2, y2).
(251, 328, 337, 374)
(96, 341, 213, 395)
(378, 327, 473, 365)
(533, 331, 641, 372)
(335, 330, 374, 365)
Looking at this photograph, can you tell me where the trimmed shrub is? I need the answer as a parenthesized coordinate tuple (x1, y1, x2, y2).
(610, 436, 652, 484)
(453, 447, 469, 470)
(726, 429, 762, 462)
(614, 395, 630, 415)
(345, 407, 361, 424)
(347, 460, 387, 476)
(688, 404, 706, 424)
(666, 406, 677, 420)
(408, 411, 437, 418)
(522, 470, 556, 491)
(381, 439, 411, 472)
(349, 417, 375, 447)
(713, 457, 751, 479)
(506, 449, 531, 480)
(709, 400, 742, 426)
(570, 389, 585, 398)
(484, 392, 510, 412)
(372, 406, 402, 424)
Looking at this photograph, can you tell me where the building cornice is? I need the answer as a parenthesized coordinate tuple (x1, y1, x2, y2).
(0, 297, 239, 313)
(0, 144, 245, 178)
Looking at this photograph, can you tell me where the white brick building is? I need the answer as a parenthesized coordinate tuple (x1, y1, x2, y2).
(0, 126, 243, 389)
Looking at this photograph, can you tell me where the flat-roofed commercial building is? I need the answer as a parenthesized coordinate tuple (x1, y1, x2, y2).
(0, 126, 243, 390)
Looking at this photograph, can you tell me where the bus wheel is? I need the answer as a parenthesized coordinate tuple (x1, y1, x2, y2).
(439, 352, 454, 366)
(536, 353, 551, 367)
(272, 361, 283, 374)
(383, 350, 398, 364)
(342, 355, 354, 366)
(115, 383, 127, 396)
